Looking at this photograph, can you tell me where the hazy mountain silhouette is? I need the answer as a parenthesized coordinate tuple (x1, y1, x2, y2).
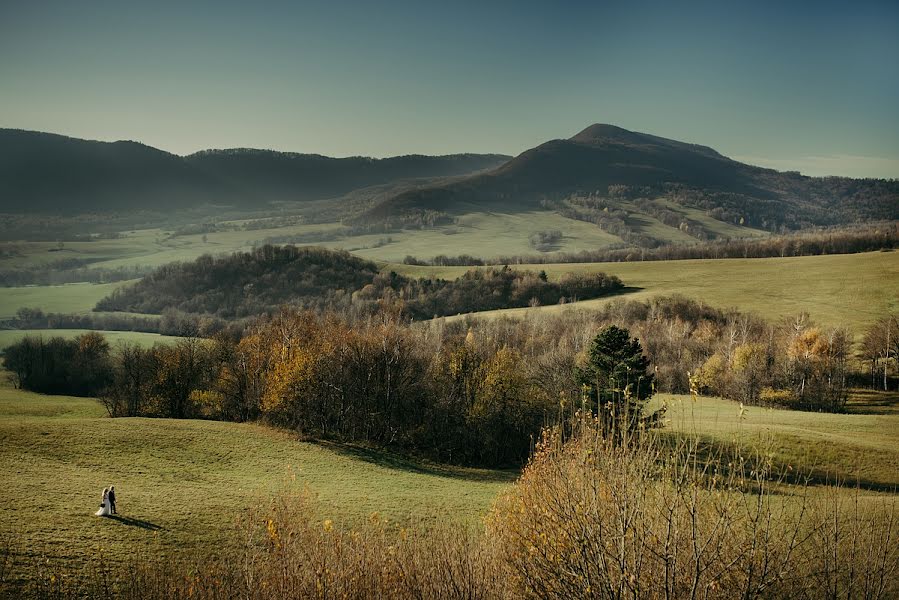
(0, 129, 511, 212)
(360, 124, 898, 232)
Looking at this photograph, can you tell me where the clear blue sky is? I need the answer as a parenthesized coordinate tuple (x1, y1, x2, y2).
(1, 0, 897, 177)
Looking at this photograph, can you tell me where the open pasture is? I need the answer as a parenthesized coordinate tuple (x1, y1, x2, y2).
(0, 384, 513, 587)
(398, 251, 899, 334)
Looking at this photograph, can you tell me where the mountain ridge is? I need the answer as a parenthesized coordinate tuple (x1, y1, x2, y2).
(0, 128, 511, 212)
(358, 124, 899, 236)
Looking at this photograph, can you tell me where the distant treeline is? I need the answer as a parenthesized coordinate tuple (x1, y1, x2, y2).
(402, 224, 898, 266)
(0, 262, 150, 286)
(95, 245, 624, 320)
(6, 307, 171, 334)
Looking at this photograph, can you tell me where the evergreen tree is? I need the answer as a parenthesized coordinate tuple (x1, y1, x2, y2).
(577, 325, 656, 440)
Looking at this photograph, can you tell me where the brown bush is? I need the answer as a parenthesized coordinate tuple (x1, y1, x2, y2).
(488, 415, 899, 599)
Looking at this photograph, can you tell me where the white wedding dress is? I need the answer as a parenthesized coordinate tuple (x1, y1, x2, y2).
(96, 494, 111, 516)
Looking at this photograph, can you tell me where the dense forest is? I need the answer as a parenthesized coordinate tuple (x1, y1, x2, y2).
(95, 245, 624, 320)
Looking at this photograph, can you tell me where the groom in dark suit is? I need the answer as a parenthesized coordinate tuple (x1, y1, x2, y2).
(108, 486, 117, 514)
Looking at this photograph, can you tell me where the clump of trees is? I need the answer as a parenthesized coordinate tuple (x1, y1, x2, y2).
(691, 314, 852, 411)
(358, 267, 622, 319)
(95, 245, 624, 320)
(96, 246, 381, 318)
(861, 315, 899, 391)
(4, 333, 112, 396)
(528, 230, 563, 251)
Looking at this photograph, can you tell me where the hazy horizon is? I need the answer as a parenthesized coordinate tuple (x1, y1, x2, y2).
(2, 0, 898, 178)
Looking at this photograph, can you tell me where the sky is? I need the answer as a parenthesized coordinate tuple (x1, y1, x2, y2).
(1, 0, 898, 178)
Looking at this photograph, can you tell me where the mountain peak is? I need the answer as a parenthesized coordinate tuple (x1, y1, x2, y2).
(570, 124, 646, 144)
(569, 123, 725, 160)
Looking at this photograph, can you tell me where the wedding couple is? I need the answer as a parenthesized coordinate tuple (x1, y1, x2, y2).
(95, 486, 118, 517)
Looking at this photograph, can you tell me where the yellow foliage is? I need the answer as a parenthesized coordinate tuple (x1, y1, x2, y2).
(732, 343, 766, 373)
(261, 345, 317, 415)
(788, 327, 829, 361)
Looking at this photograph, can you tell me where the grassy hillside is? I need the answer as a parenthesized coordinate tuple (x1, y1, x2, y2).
(1, 380, 896, 589)
(0, 383, 512, 587)
(0, 281, 136, 319)
(650, 393, 899, 490)
(2, 211, 629, 272)
(395, 251, 899, 333)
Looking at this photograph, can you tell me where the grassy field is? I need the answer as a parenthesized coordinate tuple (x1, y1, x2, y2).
(0, 377, 896, 588)
(649, 393, 899, 490)
(0, 281, 136, 319)
(0, 382, 513, 587)
(2, 251, 894, 338)
(0, 329, 173, 351)
(396, 251, 899, 334)
(348, 211, 624, 262)
(2, 211, 627, 272)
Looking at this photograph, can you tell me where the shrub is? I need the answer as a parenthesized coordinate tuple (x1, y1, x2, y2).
(488, 415, 899, 599)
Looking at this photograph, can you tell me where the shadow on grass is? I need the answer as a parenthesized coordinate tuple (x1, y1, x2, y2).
(310, 440, 519, 484)
(108, 515, 164, 531)
(846, 389, 899, 415)
(655, 431, 899, 494)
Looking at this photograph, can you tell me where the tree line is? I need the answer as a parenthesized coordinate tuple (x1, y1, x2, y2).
(6, 296, 890, 467)
(401, 223, 898, 266)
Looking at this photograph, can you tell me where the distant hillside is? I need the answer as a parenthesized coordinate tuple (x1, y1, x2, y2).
(359, 124, 899, 239)
(95, 245, 623, 319)
(0, 129, 510, 213)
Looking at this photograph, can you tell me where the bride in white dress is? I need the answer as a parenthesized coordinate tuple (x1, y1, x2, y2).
(96, 487, 111, 517)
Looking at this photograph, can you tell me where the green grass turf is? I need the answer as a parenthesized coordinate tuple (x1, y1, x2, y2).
(649, 393, 899, 490)
(0, 281, 137, 319)
(3, 212, 628, 271)
(1, 378, 896, 587)
(393, 251, 899, 335)
(0, 382, 513, 586)
(650, 198, 770, 239)
(0, 330, 174, 351)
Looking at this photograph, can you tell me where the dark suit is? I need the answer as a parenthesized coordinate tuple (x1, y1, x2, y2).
(108, 489, 117, 514)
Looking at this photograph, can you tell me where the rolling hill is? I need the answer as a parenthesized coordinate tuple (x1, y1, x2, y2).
(359, 124, 899, 242)
(0, 129, 510, 213)
(94, 245, 624, 319)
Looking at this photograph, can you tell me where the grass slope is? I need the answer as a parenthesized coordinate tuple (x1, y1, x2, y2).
(0, 281, 135, 319)
(0, 383, 512, 587)
(395, 251, 899, 334)
(650, 393, 899, 490)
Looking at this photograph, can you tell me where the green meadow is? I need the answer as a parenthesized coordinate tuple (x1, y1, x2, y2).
(1, 380, 895, 588)
(0, 281, 136, 319)
(649, 393, 899, 490)
(398, 251, 899, 334)
(0, 382, 514, 587)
